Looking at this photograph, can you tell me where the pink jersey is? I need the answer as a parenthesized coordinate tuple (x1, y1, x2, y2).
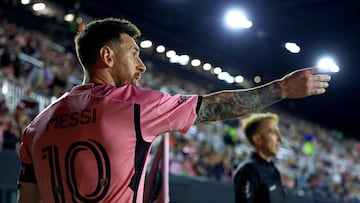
(18, 83, 200, 203)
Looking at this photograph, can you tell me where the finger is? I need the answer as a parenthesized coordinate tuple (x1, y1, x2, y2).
(313, 81, 330, 89)
(311, 74, 332, 82)
(299, 66, 329, 74)
(311, 88, 327, 95)
(311, 66, 336, 74)
(309, 67, 321, 74)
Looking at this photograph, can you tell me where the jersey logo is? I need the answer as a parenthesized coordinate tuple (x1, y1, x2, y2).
(178, 96, 189, 104)
(244, 181, 251, 199)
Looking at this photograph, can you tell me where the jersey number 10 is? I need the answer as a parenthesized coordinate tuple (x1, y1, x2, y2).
(41, 139, 111, 203)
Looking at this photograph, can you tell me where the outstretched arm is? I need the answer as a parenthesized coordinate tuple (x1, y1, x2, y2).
(195, 67, 330, 124)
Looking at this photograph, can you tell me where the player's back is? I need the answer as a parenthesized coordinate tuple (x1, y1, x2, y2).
(20, 83, 199, 202)
(22, 83, 159, 202)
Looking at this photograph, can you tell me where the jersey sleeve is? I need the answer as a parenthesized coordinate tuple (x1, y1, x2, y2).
(140, 92, 200, 141)
(156, 94, 200, 133)
(233, 164, 259, 203)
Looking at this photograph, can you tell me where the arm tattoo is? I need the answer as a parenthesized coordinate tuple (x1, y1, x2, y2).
(195, 81, 282, 124)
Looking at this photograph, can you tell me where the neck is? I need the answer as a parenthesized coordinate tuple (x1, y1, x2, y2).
(88, 69, 116, 86)
(255, 150, 272, 162)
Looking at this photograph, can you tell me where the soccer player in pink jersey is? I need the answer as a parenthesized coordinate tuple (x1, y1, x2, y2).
(17, 18, 331, 203)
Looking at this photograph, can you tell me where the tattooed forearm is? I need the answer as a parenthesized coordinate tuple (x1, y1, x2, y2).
(195, 81, 282, 124)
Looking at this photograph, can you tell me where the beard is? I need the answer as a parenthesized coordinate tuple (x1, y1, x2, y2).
(115, 74, 140, 87)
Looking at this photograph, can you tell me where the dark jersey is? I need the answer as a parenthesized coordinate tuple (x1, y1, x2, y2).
(233, 152, 285, 203)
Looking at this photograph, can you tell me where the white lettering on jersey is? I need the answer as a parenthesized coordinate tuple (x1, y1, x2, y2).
(269, 184, 277, 191)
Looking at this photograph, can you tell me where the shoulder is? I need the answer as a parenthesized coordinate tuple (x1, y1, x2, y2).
(107, 84, 167, 103)
(233, 158, 263, 187)
(112, 85, 200, 106)
(234, 158, 259, 178)
(236, 159, 257, 170)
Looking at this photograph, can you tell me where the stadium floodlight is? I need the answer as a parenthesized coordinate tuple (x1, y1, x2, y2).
(235, 75, 244, 83)
(191, 59, 201, 67)
(225, 76, 235, 84)
(285, 42, 301, 54)
(32, 3, 46, 11)
(178, 55, 190, 65)
(218, 72, 235, 83)
(224, 9, 253, 29)
(213, 67, 222, 74)
(21, 0, 30, 5)
(169, 55, 179, 63)
(202, 63, 212, 71)
(156, 45, 165, 53)
(140, 40, 152, 49)
(166, 50, 176, 58)
(254, 76, 262, 83)
(317, 57, 340, 73)
(218, 72, 230, 80)
(64, 13, 75, 22)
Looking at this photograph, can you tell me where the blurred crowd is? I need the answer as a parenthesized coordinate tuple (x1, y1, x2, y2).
(1, 13, 360, 203)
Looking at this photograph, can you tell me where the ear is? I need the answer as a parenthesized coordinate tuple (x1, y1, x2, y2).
(99, 45, 115, 68)
(252, 134, 262, 146)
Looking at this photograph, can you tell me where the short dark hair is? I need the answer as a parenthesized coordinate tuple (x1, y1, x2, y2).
(241, 113, 278, 145)
(74, 17, 141, 69)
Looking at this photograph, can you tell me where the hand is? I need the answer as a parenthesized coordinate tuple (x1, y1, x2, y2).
(278, 67, 331, 99)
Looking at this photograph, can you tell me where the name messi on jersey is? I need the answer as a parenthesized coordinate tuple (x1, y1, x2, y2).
(46, 108, 97, 131)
